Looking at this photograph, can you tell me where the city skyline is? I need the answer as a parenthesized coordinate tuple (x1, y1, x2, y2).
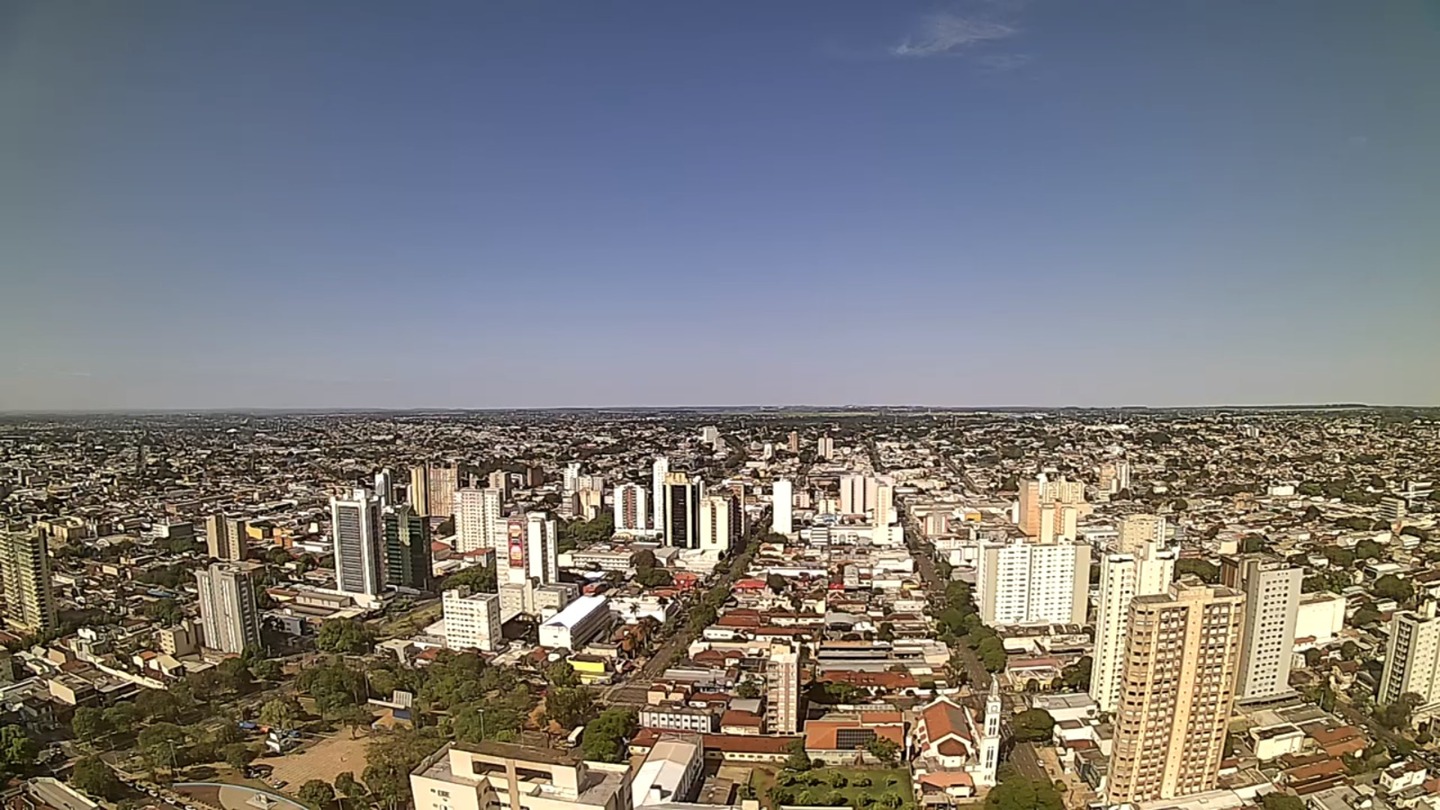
(4, 0, 1439, 411)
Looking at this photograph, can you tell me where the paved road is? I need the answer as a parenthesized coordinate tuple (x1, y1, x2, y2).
(1010, 743, 1048, 782)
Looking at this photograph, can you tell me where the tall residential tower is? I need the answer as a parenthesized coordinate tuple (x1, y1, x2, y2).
(1107, 582, 1244, 805)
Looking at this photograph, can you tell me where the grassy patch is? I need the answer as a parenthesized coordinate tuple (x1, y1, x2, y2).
(768, 767, 913, 809)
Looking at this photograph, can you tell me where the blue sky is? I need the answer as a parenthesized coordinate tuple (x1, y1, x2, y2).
(3, 0, 1438, 410)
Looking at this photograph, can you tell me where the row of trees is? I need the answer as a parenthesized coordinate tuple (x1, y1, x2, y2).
(936, 581, 1006, 672)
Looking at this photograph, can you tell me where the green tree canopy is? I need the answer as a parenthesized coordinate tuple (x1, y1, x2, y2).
(985, 775, 1063, 810)
(1176, 558, 1220, 584)
(315, 619, 377, 654)
(71, 756, 124, 800)
(1261, 794, 1305, 810)
(1012, 709, 1057, 743)
(297, 779, 335, 810)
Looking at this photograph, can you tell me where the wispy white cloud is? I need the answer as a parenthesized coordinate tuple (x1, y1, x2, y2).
(891, 12, 1017, 58)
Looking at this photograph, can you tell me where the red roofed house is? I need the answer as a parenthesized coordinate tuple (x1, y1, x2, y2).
(910, 681, 1003, 801)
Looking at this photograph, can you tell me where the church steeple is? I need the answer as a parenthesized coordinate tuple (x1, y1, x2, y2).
(977, 677, 1002, 786)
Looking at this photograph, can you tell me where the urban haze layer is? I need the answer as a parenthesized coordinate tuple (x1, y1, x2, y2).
(1, 407, 1438, 810)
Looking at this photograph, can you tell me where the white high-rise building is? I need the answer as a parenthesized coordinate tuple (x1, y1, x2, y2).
(195, 562, 262, 654)
(976, 537, 1090, 626)
(442, 588, 503, 652)
(374, 469, 394, 508)
(698, 495, 732, 554)
(817, 436, 834, 460)
(839, 475, 876, 516)
(1090, 543, 1177, 713)
(772, 479, 794, 535)
(613, 483, 648, 532)
(1378, 602, 1440, 719)
(454, 488, 503, 554)
(766, 644, 801, 734)
(527, 513, 559, 585)
(651, 457, 669, 531)
(1222, 555, 1302, 701)
(563, 462, 583, 497)
(330, 489, 382, 602)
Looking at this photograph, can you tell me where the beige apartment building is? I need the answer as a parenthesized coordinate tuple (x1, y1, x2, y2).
(410, 740, 631, 810)
(1016, 473, 1088, 541)
(1108, 582, 1245, 805)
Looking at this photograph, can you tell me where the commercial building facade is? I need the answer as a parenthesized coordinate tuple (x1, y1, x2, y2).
(331, 489, 383, 602)
(384, 505, 434, 591)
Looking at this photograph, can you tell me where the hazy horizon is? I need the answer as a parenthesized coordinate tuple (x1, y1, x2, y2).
(4, 0, 1439, 411)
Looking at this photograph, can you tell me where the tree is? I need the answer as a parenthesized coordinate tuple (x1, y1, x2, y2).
(334, 771, 363, 803)
(1240, 535, 1266, 554)
(224, 743, 255, 770)
(316, 619, 376, 655)
(72, 706, 111, 745)
(1262, 794, 1305, 810)
(1354, 540, 1383, 562)
(1352, 606, 1383, 627)
(546, 661, 579, 688)
(104, 702, 138, 731)
(364, 728, 445, 810)
(766, 573, 786, 594)
(136, 723, 186, 774)
(250, 657, 282, 681)
(976, 636, 1007, 672)
(143, 599, 184, 626)
(985, 775, 1064, 810)
(218, 656, 255, 694)
(1011, 709, 1056, 743)
(633, 549, 657, 571)
(135, 688, 183, 722)
(1340, 640, 1360, 659)
(1321, 546, 1355, 567)
(298, 780, 336, 810)
(1170, 499, 1188, 512)
(580, 708, 636, 763)
(545, 687, 595, 730)
(1061, 656, 1092, 690)
(866, 737, 900, 765)
(1376, 693, 1424, 730)
(1176, 558, 1220, 584)
(1372, 574, 1412, 603)
(735, 680, 760, 700)
(328, 705, 374, 739)
(639, 567, 674, 588)
(783, 740, 811, 772)
(261, 696, 302, 732)
(71, 756, 124, 800)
